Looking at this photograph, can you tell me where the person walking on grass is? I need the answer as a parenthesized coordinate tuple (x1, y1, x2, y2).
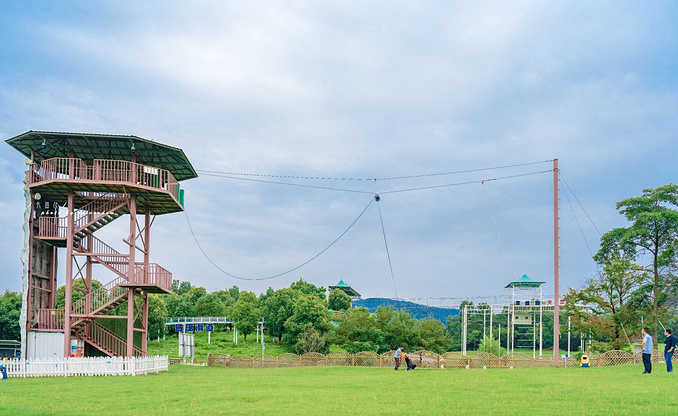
(641, 327, 653, 374)
(394, 346, 404, 370)
(664, 329, 676, 373)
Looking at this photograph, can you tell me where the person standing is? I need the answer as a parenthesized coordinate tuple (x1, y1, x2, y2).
(641, 327, 653, 374)
(664, 329, 676, 373)
(394, 346, 404, 370)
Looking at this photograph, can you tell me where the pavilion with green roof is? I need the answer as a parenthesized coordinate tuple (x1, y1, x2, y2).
(328, 279, 361, 299)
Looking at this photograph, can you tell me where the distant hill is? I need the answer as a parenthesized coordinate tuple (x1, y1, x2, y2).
(352, 298, 459, 325)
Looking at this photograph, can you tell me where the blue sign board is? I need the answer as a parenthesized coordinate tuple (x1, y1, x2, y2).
(206, 324, 214, 332)
(175, 324, 183, 332)
(197, 323, 204, 332)
(186, 323, 195, 332)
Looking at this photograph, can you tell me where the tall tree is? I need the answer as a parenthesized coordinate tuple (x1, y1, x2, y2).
(290, 278, 326, 302)
(610, 184, 678, 345)
(147, 294, 168, 339)
(262, 288, 298, 344)
(283, 293, 329, 346)
(0, 291, 21, 340)
(229, 291, 260, 344)
(195, 293, 227, 317)
(328, 289, 351, 311)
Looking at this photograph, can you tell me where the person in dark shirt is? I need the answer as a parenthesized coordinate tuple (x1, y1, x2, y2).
(664, 329, 676, 373)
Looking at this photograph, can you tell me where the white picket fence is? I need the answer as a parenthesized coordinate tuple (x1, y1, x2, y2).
(0, 355, 169, 378)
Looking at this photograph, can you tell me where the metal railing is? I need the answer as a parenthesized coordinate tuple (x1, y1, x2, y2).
(29, 157, 179, 201)
(166, 317, 234, 325)
(77, 235, 130, 279)
(78, 321, 142, 357)
(71, 277, 128, 316)
(36, 309, 65, 330)
(37, 193, 127, 239)
(133, 263, 172, 291)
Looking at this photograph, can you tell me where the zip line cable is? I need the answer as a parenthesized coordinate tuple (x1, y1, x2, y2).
(481, 181, 518, 279)
(375, 192, 399, 302)
(377, 170, 552, 194)
(200, 169, 553, 195)
(199, 172, 373, 194)
(560, 178, 596, 259)
(558, 172, 602, 236)
(196, 159, 554, 182)
(184, 197, 374, 281)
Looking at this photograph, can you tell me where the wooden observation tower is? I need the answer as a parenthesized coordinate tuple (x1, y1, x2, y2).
(6, 131, 197, 358)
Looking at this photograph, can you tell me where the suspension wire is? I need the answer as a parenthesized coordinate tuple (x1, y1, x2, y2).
(375, 190, 399, 304)
(199, 172, 373, 194)
(558, 172, 602, 236)
(183, 197, 375, 281)
(196, 159, 554, 182)
(481, 181, 518, 279)
(560, 178, 596, 259)
(379, 169, 552, 194)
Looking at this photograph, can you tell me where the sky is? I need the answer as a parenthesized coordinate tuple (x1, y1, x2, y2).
(0, 1, 676, 303)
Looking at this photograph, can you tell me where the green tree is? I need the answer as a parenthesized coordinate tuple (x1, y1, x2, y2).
(416, 318, 450, 353)
(330, 307, 386, 353)
(55, 279, 103, 309)
(0, 291, 21, 340)
(186, 286, 207, 305)
(229, 291, 260, 344)
(290, 278, 326, 302)
(283, 294, 329, 347)
(195, 293, 227, 317)
(212, 290, 236, 310)
(293, 328, 328, 354)
(147, 294, 168, 339)
(173, 280, 192, 296)
(227, 286, 240, 302)
(383, 309, 420, 350)
(262, 288, 299, 344)
(165, 294, 195, 318)
(569, 255, 645, 343)
(478, 336, 506, 356)
(328, 289, 351, 311)
(605, 184, 678, 346)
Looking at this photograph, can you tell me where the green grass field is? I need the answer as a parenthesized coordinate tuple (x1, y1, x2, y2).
(1, 364, 676, 415)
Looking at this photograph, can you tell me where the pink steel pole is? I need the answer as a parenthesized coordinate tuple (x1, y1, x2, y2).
(64, 192, 75, 357)
(142, 207, 151, 355)
(126, 194, 137, 357)
(553, 159, 560, 365)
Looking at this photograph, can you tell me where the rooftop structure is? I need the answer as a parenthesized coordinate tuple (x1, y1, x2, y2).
(328, 279, 361, 299)
(7, 131, 196, 358)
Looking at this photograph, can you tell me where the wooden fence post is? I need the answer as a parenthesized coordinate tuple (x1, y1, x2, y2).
(352, 355, 355, 367)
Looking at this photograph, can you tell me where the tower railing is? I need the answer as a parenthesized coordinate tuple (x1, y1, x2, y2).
(29, 157, 179, 200)
(133, 263, 172, 291)
(37, 193, 127, 239)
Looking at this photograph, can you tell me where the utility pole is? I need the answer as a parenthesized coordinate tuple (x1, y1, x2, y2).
(553, 158, 560, 365)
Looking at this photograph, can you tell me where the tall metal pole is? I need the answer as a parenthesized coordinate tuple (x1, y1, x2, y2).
(539, 304, 543, 357)
(126, 194, 137, 357)
(63, 192, 75, 357)
(553, 158, 560, 365)
(489, 307, 493, 341)
(567, 315, 571, 358)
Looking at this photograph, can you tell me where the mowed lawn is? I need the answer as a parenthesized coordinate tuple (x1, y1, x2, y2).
(1, 364, 676, 415)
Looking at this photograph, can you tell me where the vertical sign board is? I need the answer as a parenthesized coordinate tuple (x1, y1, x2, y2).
(178, 333, 195, 358)
(175, 324, 184, 333)
(185, 324, 195, 332)
(197, 323, 204, 332)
